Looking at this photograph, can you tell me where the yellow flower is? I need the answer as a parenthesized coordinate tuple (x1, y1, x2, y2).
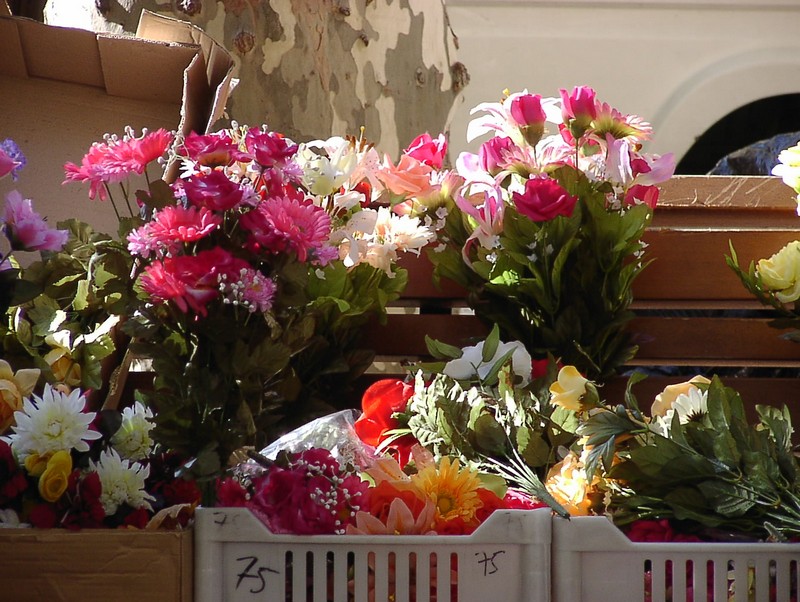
(43, 331, 82, 387)
(549, 365, 588, 411)
(650, 375, 711, 418)
(25, 452, 52, 477)
(544, 452, 593, 516)
(0, 359, 40, 433)
(410, 457, 483, 527)
(38, 450, 72, 502)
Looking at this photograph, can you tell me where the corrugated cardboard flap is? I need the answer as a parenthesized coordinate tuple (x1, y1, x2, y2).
(136, 10, 234, 133)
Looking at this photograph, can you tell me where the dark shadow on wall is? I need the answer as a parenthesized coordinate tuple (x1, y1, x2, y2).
(676, 94, 800, 175)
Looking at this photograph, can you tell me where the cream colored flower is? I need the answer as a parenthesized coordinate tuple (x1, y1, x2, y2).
(110, 402, 155, 461)
(756, 241, 800, 302)
(650, 375, 711, 418)
(0, 359, 40, 433)
(771, 143, 800, 193)
(544, 452, 593, 516)
(549, 365, 588, 411)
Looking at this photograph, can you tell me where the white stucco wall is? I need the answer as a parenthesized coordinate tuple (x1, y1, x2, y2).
(446, 0, 800, 162)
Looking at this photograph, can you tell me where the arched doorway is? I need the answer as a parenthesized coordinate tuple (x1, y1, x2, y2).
(676, 94, 800, 174)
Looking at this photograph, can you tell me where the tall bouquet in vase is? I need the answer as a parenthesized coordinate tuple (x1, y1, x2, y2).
(412, 87, 675, 379)
(66, 125, 438, 487)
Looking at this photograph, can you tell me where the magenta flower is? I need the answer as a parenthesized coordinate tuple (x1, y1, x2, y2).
(247, 448, 370, 535)
(512, 175, 578, 222)
(510, 93, 546, 127)
(478, 136, 524, 176)
(180, 131, 251, 168)
(403, 132, 447, 168)
(245, 129, 298, 170)
(140, 246, 250, 316)
(240, 195, 332, 262)
(127, 205, 221, 258)
(182, 170, 244, 212)
(2, 191, 68, 252)
(0, 139, 25, 181)
(63, 143, 123, 200)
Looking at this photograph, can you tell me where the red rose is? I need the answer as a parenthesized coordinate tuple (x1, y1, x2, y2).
(29, 503, 58, 528)
(512, 176, 578, 222)
(121, 507, 150, 529)
(161, 477, 202, 507)
(216, 476, 249, 507)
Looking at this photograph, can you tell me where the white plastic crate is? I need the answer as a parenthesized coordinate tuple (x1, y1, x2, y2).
(195, 507, 551, 602)
(552, 516, 800, 602)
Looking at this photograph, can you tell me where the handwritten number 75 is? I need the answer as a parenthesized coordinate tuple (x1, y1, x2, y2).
(235, 555, 279, 593)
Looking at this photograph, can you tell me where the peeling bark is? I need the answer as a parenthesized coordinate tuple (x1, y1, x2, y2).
(44, 0, 468, 157)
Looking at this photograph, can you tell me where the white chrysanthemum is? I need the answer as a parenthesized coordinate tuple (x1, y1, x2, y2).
(7, 384, 101, 460)
(110, 402, 155, 461)
(92, 448, 154, 516)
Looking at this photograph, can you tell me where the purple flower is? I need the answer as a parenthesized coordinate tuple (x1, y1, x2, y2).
(0, 139, 25, 181)
(2, 191, 69, 252)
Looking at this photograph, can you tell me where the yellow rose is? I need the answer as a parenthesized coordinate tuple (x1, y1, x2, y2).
(650, 375, 711, 418)
(0, 360, 40, 433)
(43, 332, 82, 387)
(549, 365, 588, 411)
(38, 450, 72, 502)
(25, 452, 52, 477)
(756, 241, 800, 303)
(544, 452, 593, 516)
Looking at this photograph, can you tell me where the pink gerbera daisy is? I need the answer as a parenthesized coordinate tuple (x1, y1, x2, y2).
(240, 196, 332, 262)
(127, 205, 221, 258)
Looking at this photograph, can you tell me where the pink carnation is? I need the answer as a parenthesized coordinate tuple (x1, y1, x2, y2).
(240, 196, 331, 262)
(247, 448, 370, 535)
(127, 205, 221, 258)
(2, 191, 68, 252)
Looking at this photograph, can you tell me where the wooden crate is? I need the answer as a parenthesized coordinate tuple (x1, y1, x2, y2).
(359, 176, 800, 420)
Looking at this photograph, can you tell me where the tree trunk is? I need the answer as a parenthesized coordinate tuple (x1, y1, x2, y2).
(43, 0, 468, 158)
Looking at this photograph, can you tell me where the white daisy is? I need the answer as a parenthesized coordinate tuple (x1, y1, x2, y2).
(92, 448, 154, 516)
(652, 387, 709, 435)
(110, 401, 155, 461)
(7, 384, 101, 460)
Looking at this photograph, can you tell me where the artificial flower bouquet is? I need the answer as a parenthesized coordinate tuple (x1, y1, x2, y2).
(407, 86, 675, 380)
(0, 383, 199, 529)
(58, 125, 440, 490)
(1, 139, 132, 405)
(728, 140, 800, 343)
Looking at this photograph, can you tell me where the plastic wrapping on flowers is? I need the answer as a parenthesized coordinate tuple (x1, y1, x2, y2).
(407, 87, 676, 380)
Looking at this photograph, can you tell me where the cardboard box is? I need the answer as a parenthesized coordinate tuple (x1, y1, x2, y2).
(0, 10, 234, 236)
(0, 527, 193, 602)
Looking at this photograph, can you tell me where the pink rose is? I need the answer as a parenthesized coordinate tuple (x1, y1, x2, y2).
(510, 94, 547, 145)
(512, 176, 578, 222)
(478, 137, 519, 175)
(403, 133, 447, 168)
(376, 154, 434, 197)
(626, 519, 701, 542)
(560, 85, 597, 124)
